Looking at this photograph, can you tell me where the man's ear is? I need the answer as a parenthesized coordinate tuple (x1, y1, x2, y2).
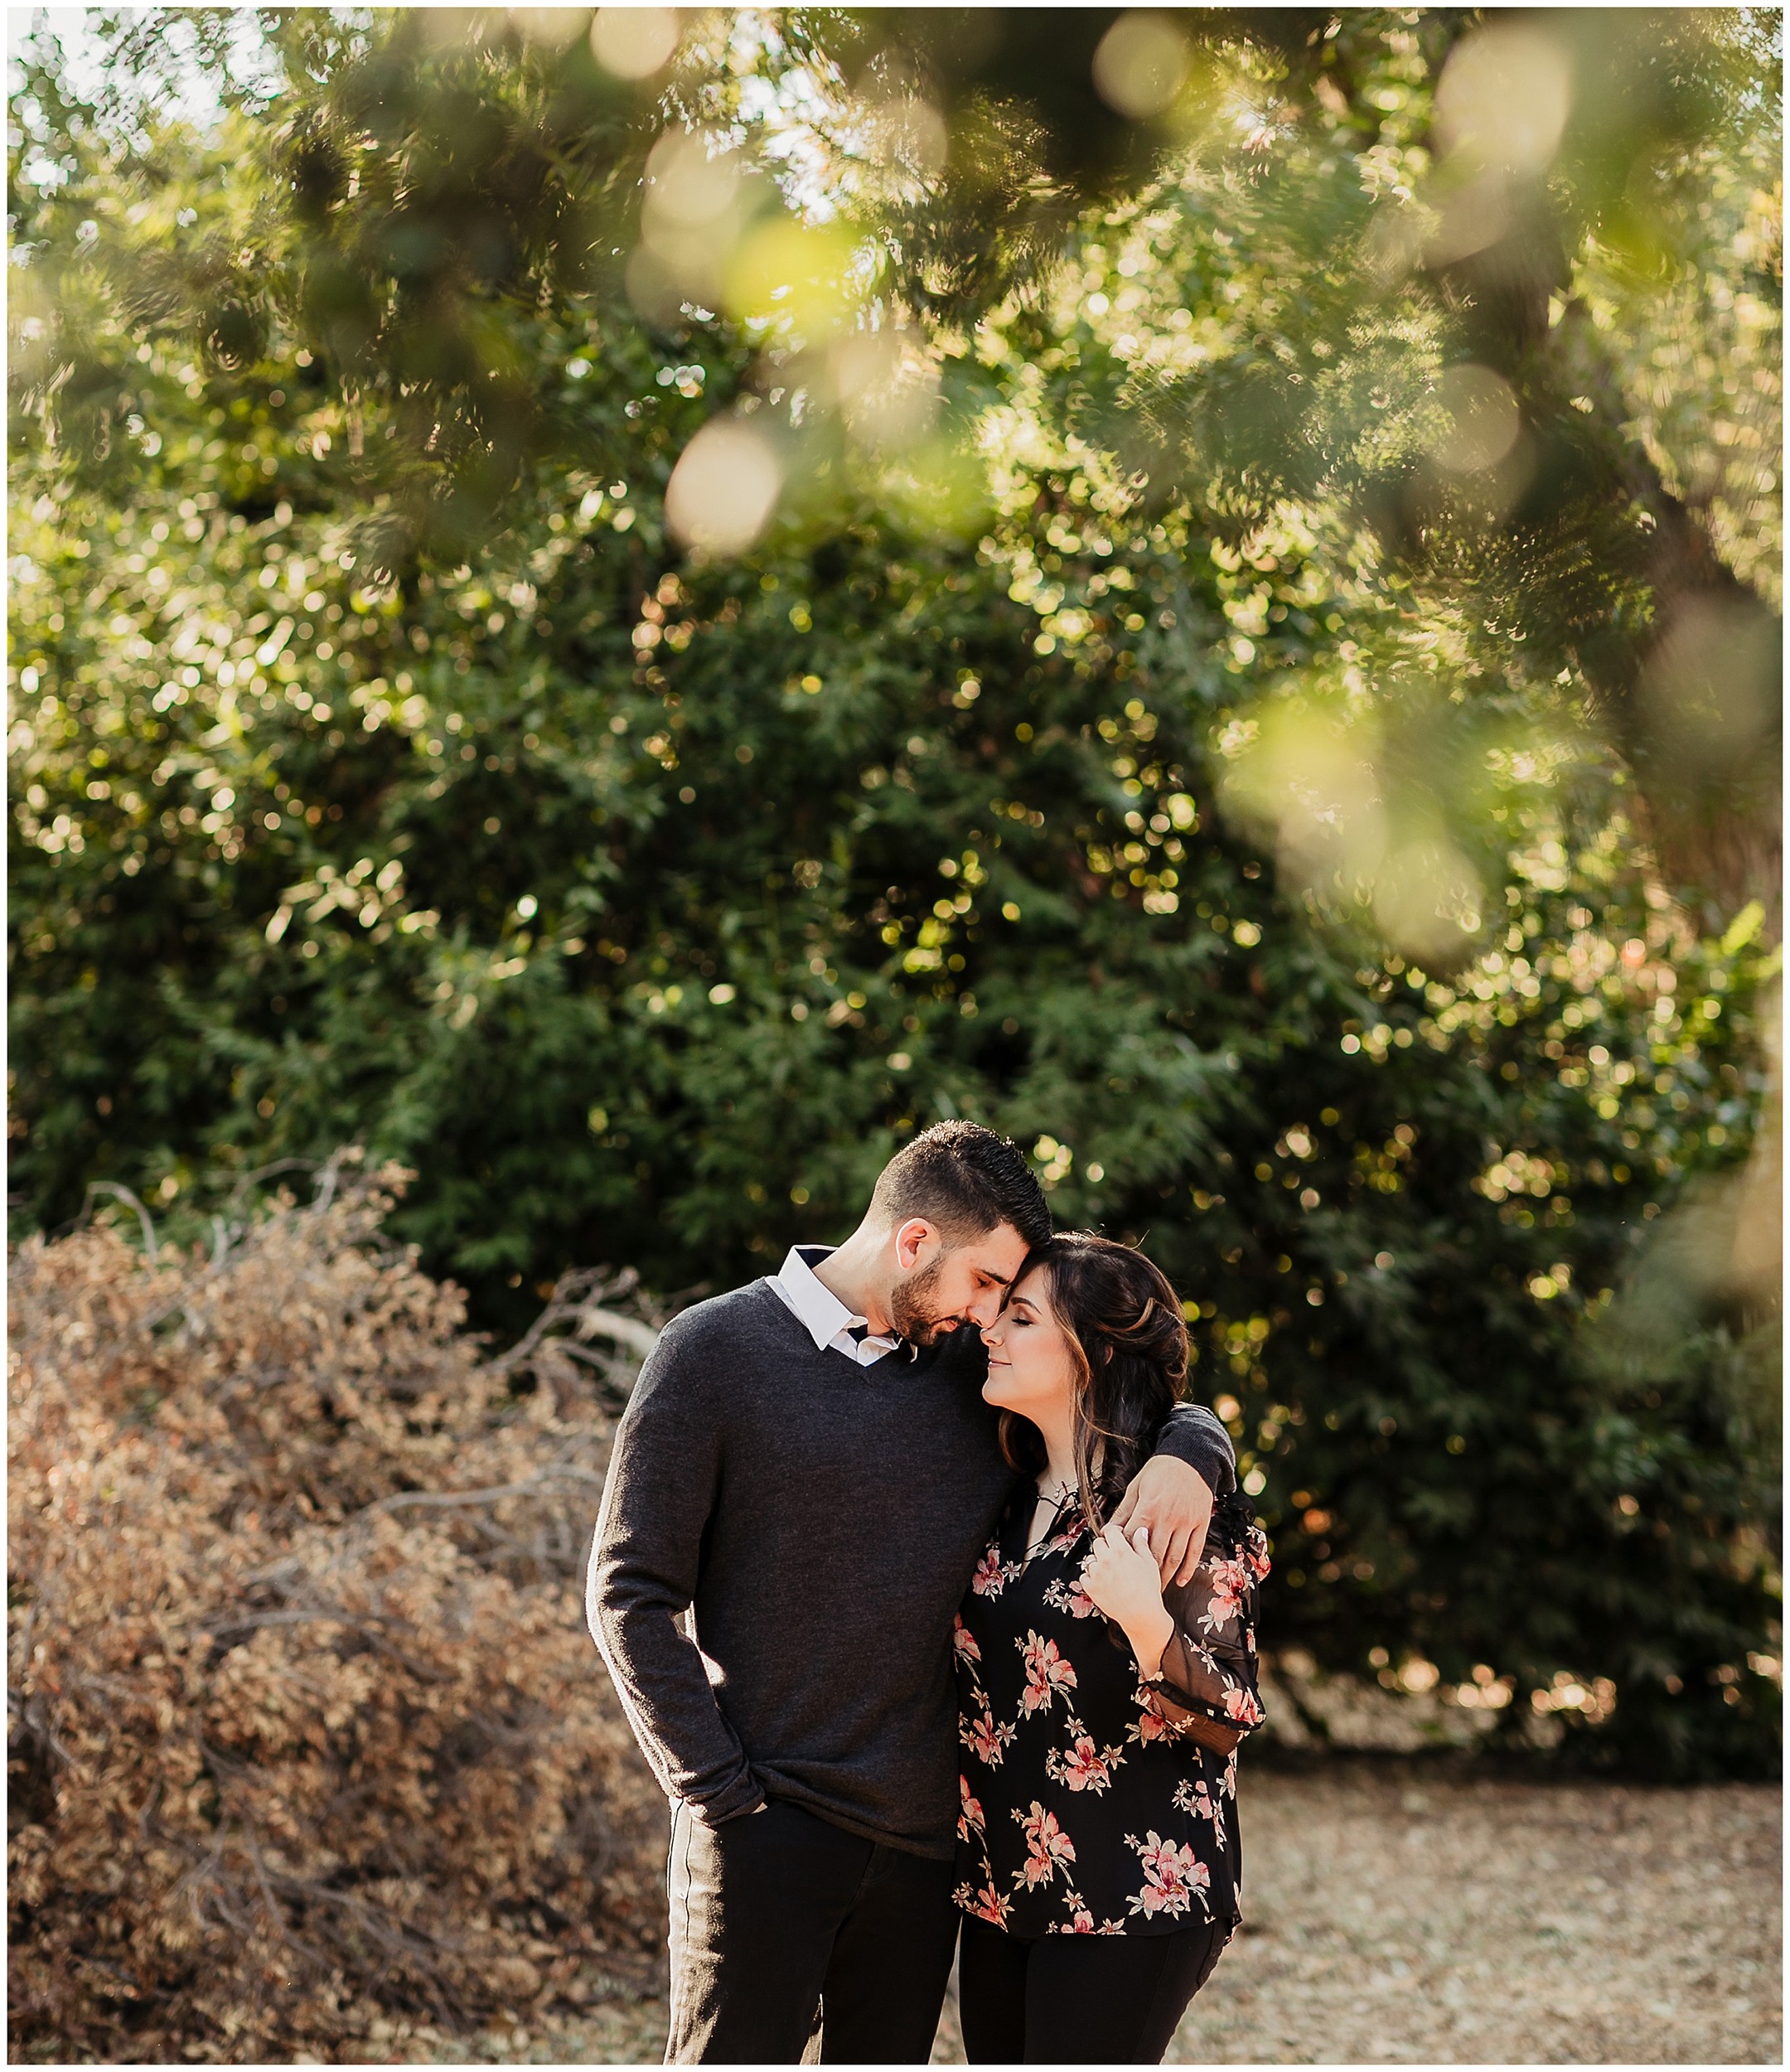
(893, 1217, 937, 1272)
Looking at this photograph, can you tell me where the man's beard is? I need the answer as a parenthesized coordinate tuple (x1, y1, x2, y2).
(889, 1256, 959, 1344)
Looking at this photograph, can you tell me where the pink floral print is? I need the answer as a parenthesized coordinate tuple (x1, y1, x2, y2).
(1222, 1683, 1264, 1726)
(1245, 1523, 1271, 1580)
(1173, 1774, 1219, 1823)
(1126, 1694, 1178, 1746)
(1044, 1731, 1124, 1794)
(959, 1774, 986, 1843)
(1018, 1631, 1078, 1716)
(953, 1484, 1266, 1940)
(1123, 1830, 1212, 1920)
(1171, 1774, 1227, 1851)
(961, 1706, 1015, 1767)
(1201, 1553, 1251, 1631)
(1015, 1801, 1077, 1889)
(952, 1874, 1014, 1928)
(1037, 1515, 1089, 1559)
(1043, 1575, 1101, 1619)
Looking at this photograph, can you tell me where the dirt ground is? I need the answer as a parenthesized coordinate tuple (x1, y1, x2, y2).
(428, 1760, 1780, 2067)
(1161, 1760, 1780, 2066)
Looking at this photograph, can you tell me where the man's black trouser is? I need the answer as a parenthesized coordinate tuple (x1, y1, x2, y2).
(665, 1798, 959, 2064)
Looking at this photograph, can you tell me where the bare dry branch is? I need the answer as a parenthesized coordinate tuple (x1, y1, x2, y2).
(8, 1168, 665, 2061)
(75, 1179, 160, 1260)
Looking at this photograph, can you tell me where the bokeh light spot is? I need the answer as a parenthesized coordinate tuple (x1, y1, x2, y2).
(1091, 12, 1192, 121)
(589, 7, 678, 80)
(664, 417, 781, 558)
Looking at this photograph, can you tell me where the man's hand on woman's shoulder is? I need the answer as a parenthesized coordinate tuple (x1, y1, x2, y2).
(1110, 1454, 1215, 1587)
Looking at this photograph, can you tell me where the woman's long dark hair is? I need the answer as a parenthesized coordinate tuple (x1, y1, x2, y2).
(996, 1232, 1190, 1531)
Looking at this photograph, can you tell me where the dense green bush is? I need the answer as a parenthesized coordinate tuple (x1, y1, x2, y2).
(9, 9, 1778, 1775)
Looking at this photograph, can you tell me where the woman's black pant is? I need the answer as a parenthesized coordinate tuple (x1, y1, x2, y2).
(957, 1912, 1231, 2065)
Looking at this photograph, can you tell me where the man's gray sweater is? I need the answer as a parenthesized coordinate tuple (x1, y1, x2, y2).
(588, 1277, 1236, 1860)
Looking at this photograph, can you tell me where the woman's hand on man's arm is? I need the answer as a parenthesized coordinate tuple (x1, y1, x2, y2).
(1080, 1521, 1176, 1676)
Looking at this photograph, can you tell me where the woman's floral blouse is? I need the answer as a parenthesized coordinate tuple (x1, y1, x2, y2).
(952, 1484, 1269, 1938)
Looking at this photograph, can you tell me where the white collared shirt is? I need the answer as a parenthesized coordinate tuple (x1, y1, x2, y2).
(768, 1245, 902, 1368)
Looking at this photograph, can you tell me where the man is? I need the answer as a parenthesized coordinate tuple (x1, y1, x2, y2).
(588, 1121, 1235, 2064)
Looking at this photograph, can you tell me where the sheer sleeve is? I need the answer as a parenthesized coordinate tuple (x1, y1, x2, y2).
(1135, 1493, 1270, 1755)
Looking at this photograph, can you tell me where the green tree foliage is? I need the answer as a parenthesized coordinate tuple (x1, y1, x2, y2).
(830, 7, 1784, 922)
(8, 9, 1779, 1774)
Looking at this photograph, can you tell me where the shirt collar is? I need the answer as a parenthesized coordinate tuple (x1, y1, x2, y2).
(771, 1245, 902, 1365)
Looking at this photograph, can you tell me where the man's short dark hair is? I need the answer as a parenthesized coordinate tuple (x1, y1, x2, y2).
(869, 1121, 1052, 1250)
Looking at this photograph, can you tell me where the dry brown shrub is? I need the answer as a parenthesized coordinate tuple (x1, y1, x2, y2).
(7, 1162, 666, 2062)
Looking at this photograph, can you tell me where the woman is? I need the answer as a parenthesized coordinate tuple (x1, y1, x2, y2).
(951, 1232, 1269, 2064)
